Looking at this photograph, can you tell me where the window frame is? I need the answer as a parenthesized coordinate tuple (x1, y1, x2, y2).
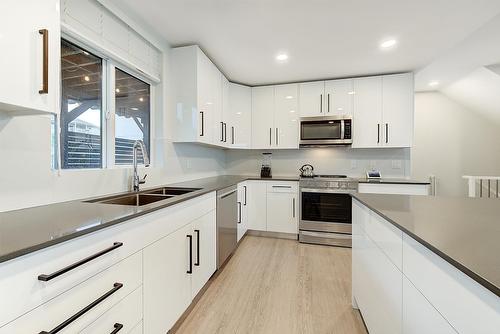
(58, 34, 154, 171)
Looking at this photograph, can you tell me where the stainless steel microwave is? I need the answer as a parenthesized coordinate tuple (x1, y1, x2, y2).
(299, 116, 353, 147)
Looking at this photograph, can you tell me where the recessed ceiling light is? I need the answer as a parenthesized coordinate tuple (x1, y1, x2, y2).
(428, 81, 440, 87)
(276, 53, 289, 62)
(236, 112, 242, 115)
(206, 102, 213, 105)
(285, 95, 294, 99)
(115, 88, 120, 93)
(84, 76, 90, 82)
(337, 107, 344, 111)
(289, 110, 296, 113)
(380, 39, 397, 49)
(348, 91, 355, 95)
(131, 107, 139, 111)
(139, 97, 144, 102)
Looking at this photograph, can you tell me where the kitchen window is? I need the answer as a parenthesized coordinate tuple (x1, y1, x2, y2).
(58, 38, 152, 169)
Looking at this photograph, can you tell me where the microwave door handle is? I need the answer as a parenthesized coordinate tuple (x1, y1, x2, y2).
(340, 120, 345, 140)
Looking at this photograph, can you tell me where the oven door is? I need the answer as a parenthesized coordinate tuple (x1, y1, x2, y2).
(300, 189, 352, 234)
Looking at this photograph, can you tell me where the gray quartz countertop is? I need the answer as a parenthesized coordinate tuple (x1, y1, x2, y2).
(357, 178, 430, 185)
(352, 193, 500, 297)
(0, 175, 296, 264)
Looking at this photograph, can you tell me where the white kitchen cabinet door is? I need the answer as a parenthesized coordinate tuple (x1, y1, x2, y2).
(143, 224, 193, 334)
(191, 210, 217, 299)
(237, 182, 249, 241)
(324, 79, 354, 117)
(221, 75, 231, 147)
(382, 73, 414, 148)
(196, 48, 215, 145)
(251, 86, 275, 149)
(246, 181, 267, 231)
(0, 0, 60, 114)
(299, 81, 325, 117)
(266, 192, 298, 234)
(352, 76, 383, 148)
(229, 83, 252, 148)
(274, 84, 299, 149)
(402, 277, 457, 334)
(353, 230, 402, 334)
(210, 62, 224, 146)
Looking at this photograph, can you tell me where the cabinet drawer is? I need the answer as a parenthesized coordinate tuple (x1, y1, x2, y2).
(366, 212, 403, 270)
(0, 222, 141, 327)
(403, 234, 500, 334)
(0, 251, 142, 333)
(81, 286, 142, 334)
(266, 181, 298, 193)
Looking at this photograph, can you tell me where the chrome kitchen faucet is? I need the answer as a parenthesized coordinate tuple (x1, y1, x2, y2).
(132, 140, 150, 191)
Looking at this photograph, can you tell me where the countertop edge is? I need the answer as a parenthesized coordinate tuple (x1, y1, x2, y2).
(351, 195, 500, 298)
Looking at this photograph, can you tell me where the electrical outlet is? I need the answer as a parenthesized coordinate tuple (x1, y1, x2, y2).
(186, 159, 192, 169)
(392, 160, 402, 169)
(350, 160, 357, 169)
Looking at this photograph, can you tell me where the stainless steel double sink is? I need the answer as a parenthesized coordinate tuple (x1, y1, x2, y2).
(86, 187, 201, 207)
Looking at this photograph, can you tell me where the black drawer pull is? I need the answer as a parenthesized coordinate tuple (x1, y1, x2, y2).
(194, 229, 200, 266)
(39, 283, 123, 334)
(38, 242, 123, 282)
(187, 235, 193, 274)
(111, 323, 124, 334)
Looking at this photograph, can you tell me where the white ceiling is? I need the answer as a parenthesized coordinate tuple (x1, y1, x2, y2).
(112, 0, 500, 86)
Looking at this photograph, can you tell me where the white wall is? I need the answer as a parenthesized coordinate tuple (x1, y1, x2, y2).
(225, 147, 410, 178)
(411, 92, 500, 197)
(0, 19, 226, 212)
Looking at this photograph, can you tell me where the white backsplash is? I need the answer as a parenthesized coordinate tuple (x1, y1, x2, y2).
(225, 147, 411, 178)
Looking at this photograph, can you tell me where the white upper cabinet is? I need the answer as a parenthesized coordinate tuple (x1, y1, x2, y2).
(352, 73, 414, 148)
(352, 76, 383, 148)
(228, 83, 252, 148)
(274, 84, 299, 149)
(172, 45, 223, 146)
(324, 79, 354, 116)
(221, 76, 231, 148)
(251, 86, 275, 149)
(382, 73, 414, 148)
(0, 0, 60, 114)
(299, 81, 325, 117)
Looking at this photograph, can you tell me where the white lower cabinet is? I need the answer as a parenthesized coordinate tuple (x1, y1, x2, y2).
(266, 184, 298, 234)
(247, 181, 268, 231)
(143, 210, 216, 334)
(81, 286, 143, 334)
(0, 252, 142, 333)
(237, 182, 249, 241)
(402, 277, 457, 334)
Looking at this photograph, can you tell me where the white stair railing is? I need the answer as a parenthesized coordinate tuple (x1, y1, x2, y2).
(463, 176, 500, 198)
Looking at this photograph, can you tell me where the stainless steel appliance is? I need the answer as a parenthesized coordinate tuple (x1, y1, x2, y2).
(299, 116, 352, 147)
(299, 175, 358, 247)
(217, 185, 238, 268)
(299, 164, 315, 178)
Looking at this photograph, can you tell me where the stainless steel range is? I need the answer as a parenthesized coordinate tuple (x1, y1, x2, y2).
(299, 175, 358, 247)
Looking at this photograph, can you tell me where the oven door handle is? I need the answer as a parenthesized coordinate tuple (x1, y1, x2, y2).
(300, 188, 357, 194)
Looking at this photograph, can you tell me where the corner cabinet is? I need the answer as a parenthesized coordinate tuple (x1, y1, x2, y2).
(227, 82, 252, 148)
(251, 84, 299, 149)
(0, 0, 60, 114)
(352, 73, 414, 148)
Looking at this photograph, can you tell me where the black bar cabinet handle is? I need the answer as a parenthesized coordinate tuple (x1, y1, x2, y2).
(238, 202, 242, 224)
(269, 128, 272, 146)
(232, 126, 235, 145)
(243, 185, 247, 206)
(292, 198, 296, 218)
(111, 323, 124, 334)
(220, 122, 224, 142)
(187, 235, 193, 274)
(320, 94, 323, 113)
(200, 112, 204, 136)
(224, 123, 227, 142)
(327, 93, 330, 113)
(38, 283, 123, 334)
(377, 124, 380, 143)
(194, 229, 200, 266)
(276, 128, 279, 146)
(385, 123, 389, 143)
(39, 29, 49, 94)
(38, 242, 123, 282)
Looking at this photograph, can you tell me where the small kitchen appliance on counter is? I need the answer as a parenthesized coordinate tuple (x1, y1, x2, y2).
(366, 170, 382, 179)
(299, 174, 358, 247)
(260, 152, 272, 178)
(299, 164, 315, 178)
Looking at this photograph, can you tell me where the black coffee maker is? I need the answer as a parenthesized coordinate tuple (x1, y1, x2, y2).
(260, 153, 272, 178)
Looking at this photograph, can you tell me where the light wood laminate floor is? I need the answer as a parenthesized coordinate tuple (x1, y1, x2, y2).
(175, 236, 367, 334)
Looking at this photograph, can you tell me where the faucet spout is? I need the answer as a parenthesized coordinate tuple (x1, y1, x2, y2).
(132, 140, 150, 192)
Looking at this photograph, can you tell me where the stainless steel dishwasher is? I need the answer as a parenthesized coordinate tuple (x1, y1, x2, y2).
(216, 185, 238, 269)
